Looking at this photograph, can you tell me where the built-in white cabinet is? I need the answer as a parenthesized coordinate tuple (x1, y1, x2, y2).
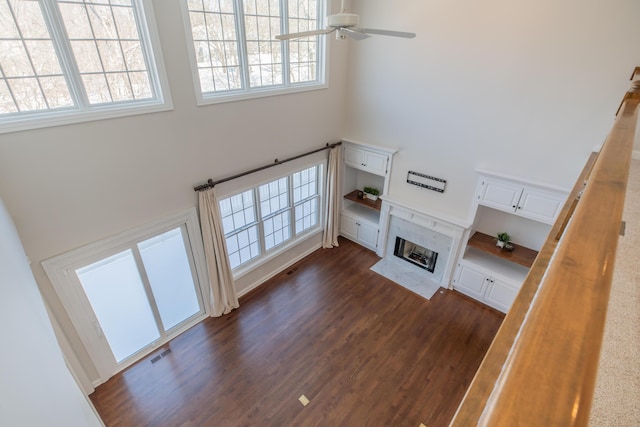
(339, 140, 397, 251)
(478, 177, 566, 224)
(453, 171, 569, 313)
(453, 257, 524, 313)
(344, 145, 390, 177)
(340, 211, 379, 251)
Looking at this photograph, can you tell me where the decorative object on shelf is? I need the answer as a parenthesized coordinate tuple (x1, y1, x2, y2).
(357, 190, 364, 199)
(503, 242, 515, 252)
(363, 186, 380, 201)
(407, 171, 446, 193)
(495, 232, 511, 248)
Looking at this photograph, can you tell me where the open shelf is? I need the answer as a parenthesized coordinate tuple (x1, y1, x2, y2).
(343, 189, 382, 212)
(466, 231, 538, 268)
(462, 247, 530, 283)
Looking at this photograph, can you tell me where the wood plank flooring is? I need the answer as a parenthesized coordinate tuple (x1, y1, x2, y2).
(90, 238, 504, 427)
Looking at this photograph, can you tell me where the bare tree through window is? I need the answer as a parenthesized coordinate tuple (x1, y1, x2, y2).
(185, 0, 322, 97)
(0, 0, 165, 128)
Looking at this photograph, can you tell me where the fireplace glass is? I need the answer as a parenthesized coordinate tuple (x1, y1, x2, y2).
(393, 237, 438, 273)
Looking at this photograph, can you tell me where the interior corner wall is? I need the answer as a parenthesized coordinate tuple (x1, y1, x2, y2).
(0, 197, 104, 427)
(345, 0, 640, 223)
(0, 0, 349, 386)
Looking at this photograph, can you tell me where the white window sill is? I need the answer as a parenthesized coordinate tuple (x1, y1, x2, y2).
(0, 100, 173, 135)
(196, 82, 328, 106)
(232, 227, 323, 280)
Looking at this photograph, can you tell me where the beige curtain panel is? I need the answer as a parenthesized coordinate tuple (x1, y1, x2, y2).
(198, 188, 239, 317)
(323, 144, 343, 248)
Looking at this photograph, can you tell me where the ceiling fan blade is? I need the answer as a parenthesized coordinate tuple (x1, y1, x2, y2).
(342, 28, 371, 40)
(275, 28, 334, 40)
(360, 28, 416, 38)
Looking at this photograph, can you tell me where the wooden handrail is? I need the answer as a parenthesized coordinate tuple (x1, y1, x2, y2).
(450, 75, 640, 426)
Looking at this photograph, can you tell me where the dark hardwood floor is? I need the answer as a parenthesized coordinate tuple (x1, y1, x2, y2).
(90, 238, 504, 427)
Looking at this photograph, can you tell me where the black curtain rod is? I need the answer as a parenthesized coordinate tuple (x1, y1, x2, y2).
(193, 141, 342, 192)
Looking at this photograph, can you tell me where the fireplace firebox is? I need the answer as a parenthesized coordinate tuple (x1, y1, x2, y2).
(393, 237, 438, 273)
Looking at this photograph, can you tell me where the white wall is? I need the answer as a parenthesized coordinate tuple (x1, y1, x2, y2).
(345, 0, 640, 223)
(0, 0, 349, 385)
(0, 197, 103, 427)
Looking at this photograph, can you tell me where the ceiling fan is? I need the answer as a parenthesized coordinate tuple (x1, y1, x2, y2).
(275, 0, 416, 41)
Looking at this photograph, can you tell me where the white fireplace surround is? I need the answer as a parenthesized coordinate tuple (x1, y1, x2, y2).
(377, 198, 467, 290)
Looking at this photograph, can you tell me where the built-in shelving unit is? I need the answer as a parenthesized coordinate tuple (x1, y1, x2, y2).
(343, 190, 382, 211)
(452, 171, 569, 313)
(466, 232, 538, 268)
(339, 140, 397, 251)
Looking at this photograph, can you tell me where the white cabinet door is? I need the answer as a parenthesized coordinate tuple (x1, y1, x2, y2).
(479, 178, 566, 224)
(517, 187, 565, 224)
(357, 220, 379, 250)
(479, 179, 522, 212)
(453, 263, 489, 300)
(362, 151, 388, 176)
(454, 262, 521, 313)
(339, 212, 378, 251)
(344, 146, 365, 170)
(340, 213, 359, 241)
(484, 277, 520, 313)
(344, 146, 388, 177)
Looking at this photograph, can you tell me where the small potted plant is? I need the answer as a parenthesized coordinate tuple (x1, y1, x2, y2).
(363, 186, 380, 201)
(496, 232, 511, 248)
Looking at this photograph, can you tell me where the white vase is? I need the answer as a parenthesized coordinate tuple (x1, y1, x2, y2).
(366, 193, 378, 201)
(496, 240, 505, 248)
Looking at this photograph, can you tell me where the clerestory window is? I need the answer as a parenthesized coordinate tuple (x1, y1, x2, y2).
(0, 0, 171, 133)
(182, 0, 326, 104)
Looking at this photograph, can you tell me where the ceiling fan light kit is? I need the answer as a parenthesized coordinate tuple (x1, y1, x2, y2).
(328, 12, 359, 28)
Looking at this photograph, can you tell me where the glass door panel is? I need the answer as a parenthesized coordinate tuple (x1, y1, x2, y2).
(76, 249, 160, 363)
(138, 227, 202, 331)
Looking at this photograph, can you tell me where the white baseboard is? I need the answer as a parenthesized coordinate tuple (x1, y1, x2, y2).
(236, 242, 323, 299)
(632, 150, 640, 160)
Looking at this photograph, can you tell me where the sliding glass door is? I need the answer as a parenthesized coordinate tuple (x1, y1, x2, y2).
(76, 226, 202, 364)
(44, 210, 209, 381)
(77, 249, 161, 363)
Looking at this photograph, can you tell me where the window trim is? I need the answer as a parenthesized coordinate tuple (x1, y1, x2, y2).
(180, 0, 329, 106)
(0, 0, 173, 135)
(219, 162, 324, 278)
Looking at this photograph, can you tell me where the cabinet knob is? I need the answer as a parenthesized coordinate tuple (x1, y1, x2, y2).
(512, 205, 516, 208)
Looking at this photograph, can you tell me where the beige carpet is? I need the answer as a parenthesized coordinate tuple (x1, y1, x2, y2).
(589, 159, 640, 426)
